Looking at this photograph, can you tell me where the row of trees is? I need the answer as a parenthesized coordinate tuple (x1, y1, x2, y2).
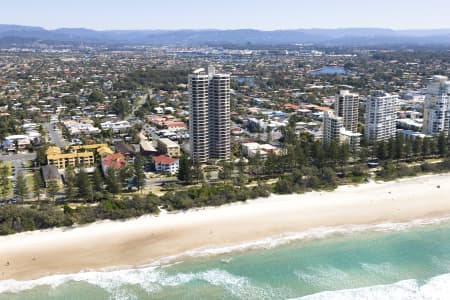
(370, 133, 448, 162)
(0, 193, 160, 235)
(62, 155, 146, 202)
(0, 153, 147, 203)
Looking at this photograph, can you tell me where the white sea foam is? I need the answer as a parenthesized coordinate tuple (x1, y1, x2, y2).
(291, 273, 450, 300)
(0, 267, 281, 299)
(295, 266, 350, 288)
(360, 262, 397, 278)
(1, 216, 450, 295)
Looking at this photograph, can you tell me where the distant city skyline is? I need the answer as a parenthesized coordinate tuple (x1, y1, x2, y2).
(3, 0, 450, 30)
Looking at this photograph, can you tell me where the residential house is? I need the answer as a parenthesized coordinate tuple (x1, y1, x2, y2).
(154, 155, 179, 175)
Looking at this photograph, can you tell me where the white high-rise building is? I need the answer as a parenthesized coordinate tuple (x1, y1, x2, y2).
(323, 111, 344, 144)
(423, 75, 450, 135)
(208, 72, 231, 160)
(336, 90, 359, 133)
(323, 110, 361, 149)
(365, 91, 398, 143)
(189, 69, 210, 163)
(188, 67, 231, 162)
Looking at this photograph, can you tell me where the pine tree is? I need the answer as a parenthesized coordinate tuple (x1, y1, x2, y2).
(177, 154, 193, 183)
(413, 138, 423, 158)
(47, 179, 59, 201)
(14, 169, 28, 203)
(92, 167, 104, 192)
(438, 132, 448, 156)
(105, 167, 122, 195)
(193, 161, 204, 184)
(64, 165, 76, 201)
(134, 154, 146, 192)
(395, 136, 404, 160)
(0, 164, 11, 201)
(76, 168, 92, 201)
(404, 138, 412, 158)
(32, 170, 42, 202)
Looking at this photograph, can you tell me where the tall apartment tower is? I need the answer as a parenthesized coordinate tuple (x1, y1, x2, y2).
(323, 111, 344, 144)
(365, 91, 398, 143)
(188, 69, 210, 162)
(423, 75, 450, 135)
(336, 90, 359, 133)
(188, 67, 231, 162)
(208, 72, 231, 160)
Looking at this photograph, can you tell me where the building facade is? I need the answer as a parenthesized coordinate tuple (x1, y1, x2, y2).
(208, 72, 231, 160)
(189, 69, 210, 162)
(336, 90, 359, 133)
(188, 67, 231, 162)
(154, 155, 179, 175)
(157, 138, 181, 158)
(423, 75, 450, 135)
(365, 91, 398, 143)
(323, 111, 344, 144)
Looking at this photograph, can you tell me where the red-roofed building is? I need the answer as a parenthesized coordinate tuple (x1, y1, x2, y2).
(283, 103, 300, 111)
(101, 153, 126, 174)
(154, 154, 179, 175)
(164, 121, 187, 130)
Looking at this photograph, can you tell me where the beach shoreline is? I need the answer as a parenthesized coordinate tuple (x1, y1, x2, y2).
(1, 173, 450, 282)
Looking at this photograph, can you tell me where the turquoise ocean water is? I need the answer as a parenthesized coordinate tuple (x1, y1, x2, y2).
(2, 217, 450, 300)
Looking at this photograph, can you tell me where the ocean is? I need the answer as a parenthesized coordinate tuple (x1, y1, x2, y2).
(2, 217, 450, 300)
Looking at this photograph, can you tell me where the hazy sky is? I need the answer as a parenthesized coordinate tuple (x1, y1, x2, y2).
(4, 0, 450, 30)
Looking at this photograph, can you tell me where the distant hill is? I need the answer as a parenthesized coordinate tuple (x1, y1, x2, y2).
(1, 25, 450, 46)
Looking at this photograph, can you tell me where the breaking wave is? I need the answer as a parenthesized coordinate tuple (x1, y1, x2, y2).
(293, 273, 450, 300)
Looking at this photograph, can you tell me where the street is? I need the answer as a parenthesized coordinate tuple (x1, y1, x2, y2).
(0, 153, 37, 163)
(44, 122, 66, 148)
(145, 176, 178, 187)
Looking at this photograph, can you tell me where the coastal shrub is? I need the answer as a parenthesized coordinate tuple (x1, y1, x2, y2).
(274, 177, 294, 194)
(0, 205, 72, 234)
(397, 164, 417, 177)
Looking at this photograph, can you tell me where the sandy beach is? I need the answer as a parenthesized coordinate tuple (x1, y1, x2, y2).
(1, 173, 450, 281)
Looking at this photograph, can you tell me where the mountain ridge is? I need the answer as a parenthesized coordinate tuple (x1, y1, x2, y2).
(1, 25, 450, 46)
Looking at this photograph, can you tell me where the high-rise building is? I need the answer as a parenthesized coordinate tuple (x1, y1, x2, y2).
(323, 110, 361, 149)
(365, 91, 398, 143)
(188, 69, 210, 163)
(323, 111, 343, 144)
(423, 75, 450, 135)
(208, 72, 231, 160)
(336, 90, 359, 133)
(188, 67, 231, 162)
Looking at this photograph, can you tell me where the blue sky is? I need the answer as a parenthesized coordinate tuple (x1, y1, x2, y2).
(4, 0, 450, 30)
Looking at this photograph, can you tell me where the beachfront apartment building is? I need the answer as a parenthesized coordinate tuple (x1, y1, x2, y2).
(323, 111, 344, 144)
(423, 75, 450, 135)
(47, 151, 95, 170)
(336, 90, 359, 133)
(188, 67, 231, 162)
(208, 71, 231, 160)
(365, 91, 398, 143)
(189, 68, 210, 162)
(154, 154, 179, 175)
(323, 111, 361, 149)
(45, 145, 111, 170)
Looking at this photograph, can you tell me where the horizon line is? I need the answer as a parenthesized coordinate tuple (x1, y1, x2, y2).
(3, 23, 450, 32)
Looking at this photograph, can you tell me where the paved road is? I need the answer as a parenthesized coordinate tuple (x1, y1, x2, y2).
(128, 90, 152, 121)
(0, 153, 36, 189)
(145, 176, 178, 187)
(0, 153, 37, 162)
(44, 122, 66, 148)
